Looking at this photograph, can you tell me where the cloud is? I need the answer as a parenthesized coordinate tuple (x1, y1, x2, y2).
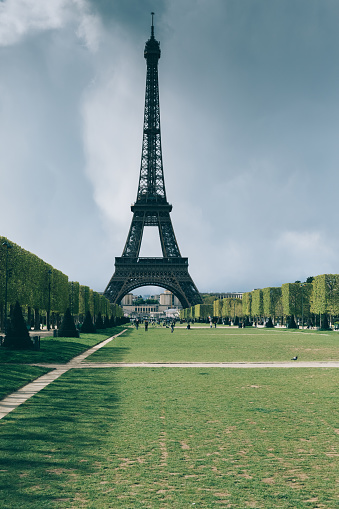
(0, 0, 100, 50)
(1, 0, 339, 297)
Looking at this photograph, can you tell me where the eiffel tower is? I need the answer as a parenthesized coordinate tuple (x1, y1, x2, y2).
(104, 14, 202, 309)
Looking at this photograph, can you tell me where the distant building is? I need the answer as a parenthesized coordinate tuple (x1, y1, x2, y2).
(121, 290, 182, 319)
(221, 292, 243, 300)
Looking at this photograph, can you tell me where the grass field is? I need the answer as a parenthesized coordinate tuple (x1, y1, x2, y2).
(0, 365, 50, 400)
(87, 325, 339, 363)
(0, 326, 338, 508)
(0, 328, 125, 365)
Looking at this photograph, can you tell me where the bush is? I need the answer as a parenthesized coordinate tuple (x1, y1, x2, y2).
(81, 311, 96, 333)
(265, 317, 274, 328)
(58, 308, 79, 338)
(3, 301, 33, 350)
(95, 312, 104, 329)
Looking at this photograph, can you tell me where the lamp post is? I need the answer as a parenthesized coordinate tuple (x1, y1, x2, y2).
(47, 269, 52, 330)
(71, 281, 74, 315)
(2, 241, 12, 334)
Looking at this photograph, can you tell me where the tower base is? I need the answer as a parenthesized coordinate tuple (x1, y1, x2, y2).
(104, 257, 202, 309)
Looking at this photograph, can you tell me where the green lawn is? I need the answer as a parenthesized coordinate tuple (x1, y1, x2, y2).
(87, 325, 339, 363)
(0, 326, 338, 508)
(0, 327, 125, 365)
(0, 367, 338, 508)
(0, 365, 50, 400)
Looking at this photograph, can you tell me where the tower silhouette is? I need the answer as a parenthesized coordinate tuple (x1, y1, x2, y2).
(104, 14, 202, 308)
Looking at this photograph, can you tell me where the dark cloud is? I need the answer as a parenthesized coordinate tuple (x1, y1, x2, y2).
(0, 0, 339, 294)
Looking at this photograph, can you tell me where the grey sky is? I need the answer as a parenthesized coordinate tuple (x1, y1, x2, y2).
(0, 0, 338, 295)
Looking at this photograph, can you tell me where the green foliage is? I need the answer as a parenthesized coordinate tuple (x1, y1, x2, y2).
(79, 285, 90, 315)
(0, 236, 68, 314)
(251, 289, 263, 317)
(222, 298, 242, 318)
(81, 310, 96, 333)
(282, 283, 312, 318)
(242, 292, 252, 317)
(3, 301, 33, 350)
(69, 281, 80, 315)
(200, 293, 217, 305)
(194, 304, 213, 319)
(262, 287, 282, 317)
(213, 299, 223, 317)
(311, 274, 339, 316)
(58, 308, 79, 338)
(95, 311, 104, 329)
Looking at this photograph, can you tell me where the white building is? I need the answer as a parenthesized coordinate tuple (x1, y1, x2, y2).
(121, 290, 182, 318)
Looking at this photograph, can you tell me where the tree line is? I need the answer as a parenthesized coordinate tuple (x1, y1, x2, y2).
(0, 236, 123, 330)
(180, 274, 339, 328)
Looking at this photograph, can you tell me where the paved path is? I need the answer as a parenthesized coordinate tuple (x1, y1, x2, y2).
(1, 328, 338, 420)
(0, 330, 127, 420)
(30, 361, 339, 369)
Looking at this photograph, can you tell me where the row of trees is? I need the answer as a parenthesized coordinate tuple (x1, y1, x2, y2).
(0, 236, 123, 330)
(180, 274, 339, 327)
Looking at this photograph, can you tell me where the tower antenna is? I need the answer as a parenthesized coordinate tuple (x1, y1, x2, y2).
(151, 12, 154, 37)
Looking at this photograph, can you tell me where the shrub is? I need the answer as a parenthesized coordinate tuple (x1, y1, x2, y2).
(95, 312, 104, 329)
(81, 311, 96, 333)
(3, 301, 33, 350)
(265, 317, 274, 328)
(58, 308, 79, 338)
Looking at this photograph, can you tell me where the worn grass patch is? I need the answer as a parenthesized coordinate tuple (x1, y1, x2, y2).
(0, 368, 338, 508)
(0, 365, 51, 400)
(87, 325, 339, 363)
(0, 327, 125, 364)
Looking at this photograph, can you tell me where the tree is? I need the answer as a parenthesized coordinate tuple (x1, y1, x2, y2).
(263, 287, 282, 321)
(81, 310, 96, 333)
(213, 299, 223, 318)
(103, 315, 110, 329)
(287, 315, 297, 329)
(242, 292, 252, 318)
(194, 304, 213, 320)
(251, 289, 263, 318)
(282, 283, 312, 321)
(58, 308, 79, 338)
(3, 301, 33, 349)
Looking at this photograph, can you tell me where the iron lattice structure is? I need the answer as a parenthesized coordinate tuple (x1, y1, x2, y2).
(104, 15, 202, 309)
